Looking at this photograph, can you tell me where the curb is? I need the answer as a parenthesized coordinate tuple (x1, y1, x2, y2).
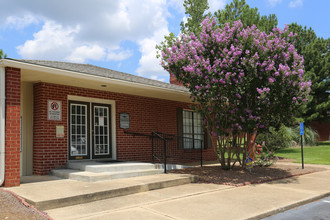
(246, 192, 330, 220)
(27, 174, 198, 211)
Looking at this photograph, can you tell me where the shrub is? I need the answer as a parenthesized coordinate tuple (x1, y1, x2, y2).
(257, 125, 319, 150)
(254, 145, 279, 167)
(289, 125, 319, 146)
(256, 126, 292, 151)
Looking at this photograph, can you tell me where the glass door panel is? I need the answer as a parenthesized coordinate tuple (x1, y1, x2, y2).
(92, 104, 111, 159)
(69, 102, 90, 160)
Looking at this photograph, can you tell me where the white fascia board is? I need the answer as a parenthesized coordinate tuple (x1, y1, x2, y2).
(0, 59, 190, 97)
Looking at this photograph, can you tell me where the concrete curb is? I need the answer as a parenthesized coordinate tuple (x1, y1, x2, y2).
(246, 192, 330, 220)
(27, 174, 198, 211)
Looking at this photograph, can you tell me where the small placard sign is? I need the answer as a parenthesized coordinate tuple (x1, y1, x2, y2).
(48, 100, 62, 121)
(300, 122, 304, 135)
(120, 113, 130, 129)
(56, 125, 64, 138)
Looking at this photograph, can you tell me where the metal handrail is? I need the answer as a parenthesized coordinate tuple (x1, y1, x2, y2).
(124, 130, 204, 173)
(124, 130, 153, 137)
(152, 132, 167, 173)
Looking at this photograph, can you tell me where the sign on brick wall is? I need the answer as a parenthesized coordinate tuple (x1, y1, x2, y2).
(48, 100, 62, 121)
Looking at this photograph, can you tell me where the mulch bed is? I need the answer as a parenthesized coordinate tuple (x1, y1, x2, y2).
(169, 162, 326, 186)
(0, 189, 52, 220)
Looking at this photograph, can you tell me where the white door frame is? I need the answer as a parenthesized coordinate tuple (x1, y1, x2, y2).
(68, 95, 116, 160)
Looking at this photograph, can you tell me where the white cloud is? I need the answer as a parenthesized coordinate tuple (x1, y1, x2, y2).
(17, 21, 80, 60)
(289, 0, 303, 8)
(5, 14, 39, 29)
(1, 0, 192, 81)
(107, 50, 133, 61)
(136, 27, 169, 80)
(267, 0, 283, 7)
(150, 75, 166, 82)
(208, 0, 226, 13)
(167, 0, 185, 13)
(4, 0, 175, 67)
(66, 45, 106, 63)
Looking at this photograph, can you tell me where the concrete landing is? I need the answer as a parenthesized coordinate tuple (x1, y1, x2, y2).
(9, 173, 198, 211)
(52, 161, 189, 182)
(52, 168, 164, 182)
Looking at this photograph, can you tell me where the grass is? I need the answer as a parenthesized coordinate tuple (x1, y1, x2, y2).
(276, 143, 330, 165)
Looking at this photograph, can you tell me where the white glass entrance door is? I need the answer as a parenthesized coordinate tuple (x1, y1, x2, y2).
(69, 101, 111, 160)
(92, 104, 111, 159)
(69, 102, 90, 160)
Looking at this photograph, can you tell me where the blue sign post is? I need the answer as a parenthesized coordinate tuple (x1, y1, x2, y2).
(300, 122, 304, 169)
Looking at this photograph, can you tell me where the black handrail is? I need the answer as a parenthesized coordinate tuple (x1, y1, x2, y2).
(152, 132, 204, 171)
(124, 130, 153, 137)
(152, 132, 167, 173)
(124, 130, 204, 173)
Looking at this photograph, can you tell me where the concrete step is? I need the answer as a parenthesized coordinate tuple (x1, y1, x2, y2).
(67, 161, 157, 172)
(52, 169, 164, 182)
(12, 174, 198, 211)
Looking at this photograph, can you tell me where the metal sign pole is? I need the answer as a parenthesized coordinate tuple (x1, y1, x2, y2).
(301, 135, 304, 169)
(300, 122, 304, 169)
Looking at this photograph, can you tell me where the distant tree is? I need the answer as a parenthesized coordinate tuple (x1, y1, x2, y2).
(0, 49, 7, 59)
(180, 0, 210, 35)
(214, 0, 278, 33)
(287, 23, 317, 55)
(288, 23, 330, 123)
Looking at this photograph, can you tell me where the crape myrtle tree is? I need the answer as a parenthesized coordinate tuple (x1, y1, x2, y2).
(160, 17, 311, 169)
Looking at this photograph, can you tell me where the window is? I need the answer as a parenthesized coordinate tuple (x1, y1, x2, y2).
(182, 110, 204, 149)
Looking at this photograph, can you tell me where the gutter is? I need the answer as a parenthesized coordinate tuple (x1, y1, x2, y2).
(0, 67, 5, 186)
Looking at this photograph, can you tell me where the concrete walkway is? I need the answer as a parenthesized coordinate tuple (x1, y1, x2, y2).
(45, 169, 330, 220)
(8, 174, 197, 210)
(6, 164, 330, 220)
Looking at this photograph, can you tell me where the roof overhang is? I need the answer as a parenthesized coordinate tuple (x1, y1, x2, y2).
(0, 59, 191, 103)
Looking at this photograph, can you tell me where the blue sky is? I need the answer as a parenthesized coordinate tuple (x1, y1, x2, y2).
(0, 0, 329, 82)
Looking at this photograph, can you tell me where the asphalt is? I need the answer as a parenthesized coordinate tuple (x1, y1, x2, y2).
(5, 163, 330, 220)
(263, 196, 330, 220)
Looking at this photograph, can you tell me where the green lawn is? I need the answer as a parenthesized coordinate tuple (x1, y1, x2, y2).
(276, 143, 330, 165)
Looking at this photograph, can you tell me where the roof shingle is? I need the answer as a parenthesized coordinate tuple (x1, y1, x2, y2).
(8, 59, 189, 92)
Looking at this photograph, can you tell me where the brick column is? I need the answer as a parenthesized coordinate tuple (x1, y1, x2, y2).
(169, 74, 184, 86)
(4, 67, 21, 187)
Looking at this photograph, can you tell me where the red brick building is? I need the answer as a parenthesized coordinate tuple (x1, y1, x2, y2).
(0, 59, 217, 187)
(310, 121, 330, 141)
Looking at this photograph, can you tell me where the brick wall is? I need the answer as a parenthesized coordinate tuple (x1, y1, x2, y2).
(310, 121, 330, 141)
(33, 82, 218, 175)
(4, 67, 21, 187)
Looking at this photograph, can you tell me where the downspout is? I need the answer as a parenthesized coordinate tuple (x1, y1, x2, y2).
(0, 66, 5, 186)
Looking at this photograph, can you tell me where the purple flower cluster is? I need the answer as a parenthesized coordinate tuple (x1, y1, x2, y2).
(161, 17, 311, 136)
